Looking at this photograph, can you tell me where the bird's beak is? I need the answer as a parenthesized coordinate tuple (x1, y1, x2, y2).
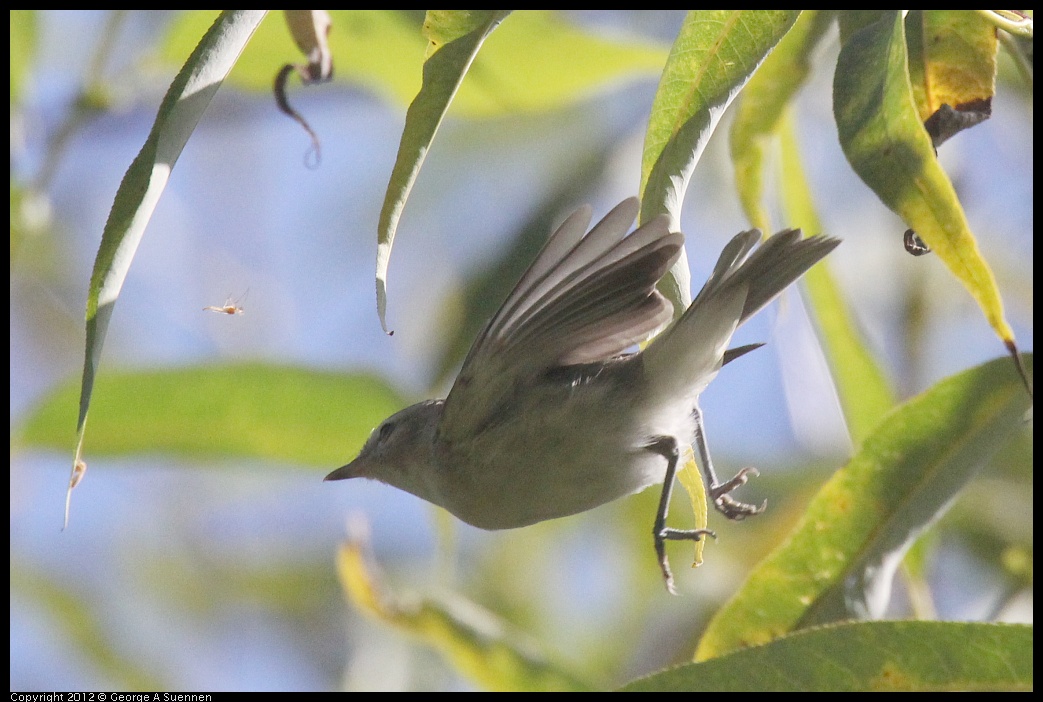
(324, 461, 358, 481)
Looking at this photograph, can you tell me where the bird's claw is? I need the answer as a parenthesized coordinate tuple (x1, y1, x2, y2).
(710, 467, 766, 521)
(655, 527, 717, 595)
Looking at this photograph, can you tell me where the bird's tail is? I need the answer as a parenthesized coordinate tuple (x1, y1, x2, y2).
(642, 228, 840, 399)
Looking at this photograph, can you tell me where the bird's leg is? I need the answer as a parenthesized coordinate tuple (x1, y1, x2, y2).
(647, 435, 716, 595)
(691, 404, 766, 520)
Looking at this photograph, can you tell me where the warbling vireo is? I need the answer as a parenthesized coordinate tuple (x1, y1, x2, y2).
(326, 197, 839, 592)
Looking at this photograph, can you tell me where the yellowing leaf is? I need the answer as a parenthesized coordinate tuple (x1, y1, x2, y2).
(906, 11, 997, 117)
(730, 10, 834, 232)
(676, 445, 710, 567)
(906, 11, 997, 146)
(833, 12, 1017, 350)
(336, 533, 594, 691)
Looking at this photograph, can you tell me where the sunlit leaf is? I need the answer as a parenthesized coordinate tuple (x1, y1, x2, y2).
(696, 354, 1033, 659)
(446, 10, 668, 116)
(626, 621, 1032, 691)
(638, 11, 800, 582)
(977, 10, 1033, 38)
(640, 9, 799, 311)
(375, 10, 510, 333)
(165, 10, 425, 107)
(726, 9, 896, 447)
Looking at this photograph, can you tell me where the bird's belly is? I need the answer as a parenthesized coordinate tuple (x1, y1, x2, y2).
(440, 413, 672, 530)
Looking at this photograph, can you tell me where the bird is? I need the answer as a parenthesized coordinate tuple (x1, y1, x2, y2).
(327, 197, 840, 592)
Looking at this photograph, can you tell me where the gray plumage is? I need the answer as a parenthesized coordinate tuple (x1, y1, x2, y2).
(327, 197, 839, 591)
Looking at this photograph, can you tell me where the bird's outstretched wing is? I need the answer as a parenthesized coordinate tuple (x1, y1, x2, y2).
(440, 197, 682, 442)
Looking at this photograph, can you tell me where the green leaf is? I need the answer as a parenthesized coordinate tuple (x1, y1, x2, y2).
(730, 10, 834, 232)
(375, 10, 511, 333)
(423, 9, 491, 53)
(19, 363, 404, 469)
(337, 537, 595, 691)
(9, 9, 36, 103)
(778, 116, 897, 446)
(833, 12, 1017, 349)
(696, 354, 1033, 659)
(69, 11, 267, 526)
(444, 10, 668, 117)
(639, 9, 800, 311)
(165, 11, 668, 118)
(625, 621, 1032, 691)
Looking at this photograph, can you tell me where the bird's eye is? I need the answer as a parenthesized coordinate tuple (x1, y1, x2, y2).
(377, 421, 395, 444)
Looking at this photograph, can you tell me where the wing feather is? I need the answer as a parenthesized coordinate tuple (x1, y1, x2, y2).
(441, 198, 682, 442)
